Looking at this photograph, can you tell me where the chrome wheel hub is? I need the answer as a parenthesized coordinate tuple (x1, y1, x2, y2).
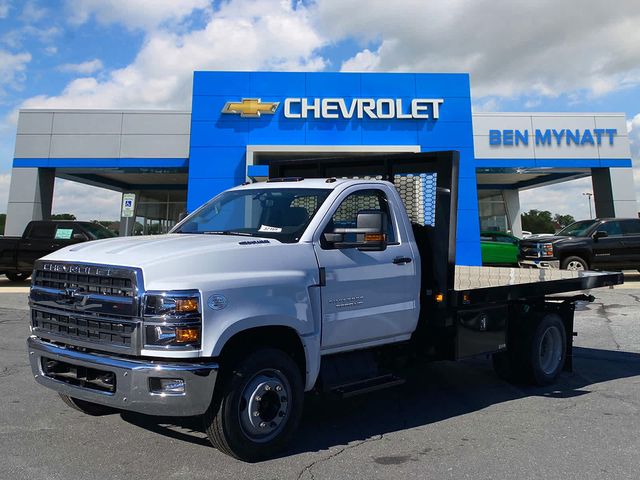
(539, 325, 563, 375)
(566, 260, 585, 271)
(239, 369, 290, 442)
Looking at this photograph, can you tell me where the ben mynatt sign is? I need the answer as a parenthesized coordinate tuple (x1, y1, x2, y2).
(489, 128, 618, 146)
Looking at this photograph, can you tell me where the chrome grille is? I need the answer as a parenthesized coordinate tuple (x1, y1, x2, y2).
(30, 261, 143, 354)
(33, 269, 134, 298)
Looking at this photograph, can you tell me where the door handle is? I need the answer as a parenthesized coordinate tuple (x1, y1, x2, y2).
(393, 256, 412, 265)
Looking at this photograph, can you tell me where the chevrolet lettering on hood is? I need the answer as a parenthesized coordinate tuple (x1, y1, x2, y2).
(42, 263, 114, 277)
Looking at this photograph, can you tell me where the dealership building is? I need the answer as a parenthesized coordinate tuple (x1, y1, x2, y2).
(5, 71, 637, 265)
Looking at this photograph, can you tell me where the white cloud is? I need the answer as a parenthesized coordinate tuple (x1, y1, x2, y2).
(0, 0, 10, 18)
(0, 174, 121, 219)
(520, 177, 595, 220)
(67, 0, 211, 31)
(51, 179, 122, 220)
(19, 0, 326, 111)
(20, 0, 46, 22)
(2, 25, 60, 49)
(341, 47, 381, 72)
(316, 0, 640, 99)
(0, 49, 31, 96)
(0, 172, 10, 213)
(58, 59, 104, 75)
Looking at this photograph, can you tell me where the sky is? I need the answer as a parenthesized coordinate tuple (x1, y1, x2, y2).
(0, 0, 639, 221)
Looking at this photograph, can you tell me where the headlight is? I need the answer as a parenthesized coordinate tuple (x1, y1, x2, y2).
(541, 243, 554, 257)
(143, 291, 201, 348)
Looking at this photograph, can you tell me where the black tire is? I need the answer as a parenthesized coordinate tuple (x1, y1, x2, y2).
(493, 313, 566, 386)
(527, 314, 567, 385)
(561, 256, 588, 271)
(58, 393, 117, 416)
(203, 348, 303, 461)
(5, 271, 30, 282)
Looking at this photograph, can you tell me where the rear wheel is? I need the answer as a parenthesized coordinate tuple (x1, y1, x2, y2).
(203, 348, 303, 461)
(58, 393, 117, 416)
(529, 314, 566, 385)
(492, 313, 566, 386)
(561, 256, 588, 271)
(5, 271, 30, 282)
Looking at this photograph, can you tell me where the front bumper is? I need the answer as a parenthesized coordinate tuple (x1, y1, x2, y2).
(27, 336, 218, 416)
(518, 259, 560, 269)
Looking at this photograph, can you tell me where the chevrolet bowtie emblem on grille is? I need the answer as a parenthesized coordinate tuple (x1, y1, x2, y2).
(221, 98, 280, 118)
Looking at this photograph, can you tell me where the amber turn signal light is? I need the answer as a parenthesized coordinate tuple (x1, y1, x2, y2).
(364, 233, 385, 242)
(175, 298, 199, 313)
(175, 327, 200, 343)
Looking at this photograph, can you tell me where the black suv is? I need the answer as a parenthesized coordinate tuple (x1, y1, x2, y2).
(519, 218, 640, 271)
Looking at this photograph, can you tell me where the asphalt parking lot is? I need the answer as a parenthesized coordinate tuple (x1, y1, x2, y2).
(1, 273, 639, 479)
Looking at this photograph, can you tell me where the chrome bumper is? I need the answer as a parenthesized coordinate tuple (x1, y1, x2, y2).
(518, 259, 560, 269)
(27, 336, 218, 416)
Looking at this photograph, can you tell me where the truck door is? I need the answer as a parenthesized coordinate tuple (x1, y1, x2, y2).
(17, 222, 57, 270)
(620, 220, 640, 268)
(591, 221, 625, 269)
(313, 185, 420, 352)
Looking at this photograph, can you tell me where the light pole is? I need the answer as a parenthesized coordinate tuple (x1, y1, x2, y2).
(582, 192, 593, 219)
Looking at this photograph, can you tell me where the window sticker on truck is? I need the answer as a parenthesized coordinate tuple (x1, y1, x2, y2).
(259, 225, 282, 233)
(54, 228, 73, 240)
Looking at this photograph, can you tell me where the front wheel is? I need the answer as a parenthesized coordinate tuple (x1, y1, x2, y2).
(203, 348, 304, 461)
(561, 256, 588, 271)
(5, 271, 30, 282)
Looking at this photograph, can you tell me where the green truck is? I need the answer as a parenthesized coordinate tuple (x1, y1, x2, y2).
(480, 231, 520, 266)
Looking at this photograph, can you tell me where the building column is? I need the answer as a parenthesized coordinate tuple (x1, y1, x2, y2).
(591, 167, 638, 218)
(503, 189, 523, 237)
(4, 168, 55, 236)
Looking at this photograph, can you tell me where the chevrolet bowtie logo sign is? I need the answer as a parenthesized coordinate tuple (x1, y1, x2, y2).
(222, 98, 280, 118)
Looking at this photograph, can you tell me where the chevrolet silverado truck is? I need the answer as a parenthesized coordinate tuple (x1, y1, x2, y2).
(1, 220, 115, 282)
(519, 218, 640, 271)
(27, 152, 623, 461)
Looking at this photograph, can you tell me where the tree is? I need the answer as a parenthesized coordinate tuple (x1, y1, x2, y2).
(521, 209, 555, 234)
(51, 213, 76, 220)
(553, 214, 575, 229)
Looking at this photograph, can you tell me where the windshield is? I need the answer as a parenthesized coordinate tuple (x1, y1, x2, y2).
(172, 188, 331, 243)
(81, 222, 117, 239)
(556, 220, 598, 237)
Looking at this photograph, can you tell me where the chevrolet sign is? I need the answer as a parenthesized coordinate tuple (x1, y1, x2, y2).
(222, 97, 444, 120)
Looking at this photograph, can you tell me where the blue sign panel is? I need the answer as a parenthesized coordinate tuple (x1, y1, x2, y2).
(189, 71, 479, 265)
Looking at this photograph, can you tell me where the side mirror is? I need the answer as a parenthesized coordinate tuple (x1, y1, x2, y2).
(73, 233, 88, 241)
(323, 211, 387, 251)
(593, 230, 608, 240)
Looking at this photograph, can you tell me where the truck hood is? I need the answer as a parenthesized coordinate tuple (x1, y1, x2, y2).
(46, 233, 271, 265)
(40, 234, 316, 291)
(520, 235, 573, 246)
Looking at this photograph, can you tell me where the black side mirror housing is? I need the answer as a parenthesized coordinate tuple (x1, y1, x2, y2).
(593, 230, 608, 240)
